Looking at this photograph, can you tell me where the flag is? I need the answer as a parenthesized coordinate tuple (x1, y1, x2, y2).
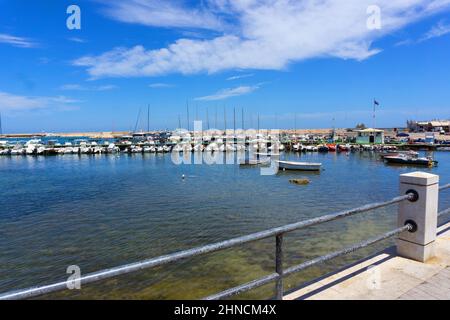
(374, 99, 380, 106)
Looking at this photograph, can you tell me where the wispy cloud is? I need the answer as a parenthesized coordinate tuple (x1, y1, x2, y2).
(226, 74, 254, 81)
(148, 83, 174, 88)
(68, 37, 87, 43)
(420, 20, 450, 41)
(75, 1, 450, 79)
(397, 20, 450, 46)
(0, 91, 80, 113)
(100, 0, 224, 30)
(0, 33, 37, 48)
(59, 84, 118, 91)
(195, 85, 259, 101)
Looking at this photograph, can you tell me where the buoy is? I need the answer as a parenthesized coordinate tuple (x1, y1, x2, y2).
(182, 174, 185, 179)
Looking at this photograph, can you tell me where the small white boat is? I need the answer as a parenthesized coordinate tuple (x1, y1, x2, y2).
(276, 160, 321, 171)
(107, 144, 119, 153)
(292, 144, 303, 152)
(172, 144, 183, 153)
(193, 144, 204, 152)
(35, 147, 45, 155)
(206, 142, 219, 152)
(11, 145, 25, 155)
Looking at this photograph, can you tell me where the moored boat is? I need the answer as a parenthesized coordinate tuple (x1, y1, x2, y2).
(327, 144, 336, 152)
(275, 160, 321, 171)
(384, 154, 437, 167)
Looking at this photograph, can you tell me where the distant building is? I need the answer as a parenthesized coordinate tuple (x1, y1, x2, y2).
(355, 128, 385, 144)
(407, 120, 450, 133)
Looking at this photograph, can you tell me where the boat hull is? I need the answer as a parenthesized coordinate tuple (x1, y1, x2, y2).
(276, 161, 321, 171)
(384, 157, 437, 167)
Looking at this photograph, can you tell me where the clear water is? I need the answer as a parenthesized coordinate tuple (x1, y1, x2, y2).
(0, 151, 449, 299)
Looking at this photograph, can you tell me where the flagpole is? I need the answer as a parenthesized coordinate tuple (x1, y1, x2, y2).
(373, 98, 376, 129)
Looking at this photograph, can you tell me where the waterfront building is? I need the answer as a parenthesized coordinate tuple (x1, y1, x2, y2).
(407, 120, 450, 133)
(355, 128, 385, 144)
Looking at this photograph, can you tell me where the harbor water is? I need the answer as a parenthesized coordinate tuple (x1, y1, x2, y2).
(0, 151, 449, 299)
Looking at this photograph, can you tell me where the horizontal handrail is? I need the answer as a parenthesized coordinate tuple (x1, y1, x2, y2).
(438, 208, 450, 218)
(205, 224, 412, 300)
(1, 184, 449, 300)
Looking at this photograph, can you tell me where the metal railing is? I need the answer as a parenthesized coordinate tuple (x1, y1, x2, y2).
(1, 183, 449, 300)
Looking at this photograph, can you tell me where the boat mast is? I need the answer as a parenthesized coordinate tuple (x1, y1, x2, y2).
(147, 104, 150, 132)
(206, 107, 210, 130)
(224, 105, 227, 135)
(257, 114, 260, 134)
(294, 113, 297, 138)
(215, 105, 218, 129)
(233, 107, 236, 136)
(186, 100, 190, 132)
(242, 107, 244, 130)
(134, 108, 141, 133)
(0, 111, 2, 135)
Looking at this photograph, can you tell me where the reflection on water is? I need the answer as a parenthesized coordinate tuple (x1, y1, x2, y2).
(0, 151, 449, 299)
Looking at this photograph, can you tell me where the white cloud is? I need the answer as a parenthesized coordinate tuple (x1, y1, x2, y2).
(75, 0, 450, 79)
(68, 37, 87, 43)
(0, 33, 37, 48)
(396, 19, 450, 46)
(148, 83, 174, 88)
(227, 73, 254, 81)
(101, 0, 224, 30)
(195, 85, 259, 101)
(0, 92, 80, 113)
(59, 84, 118, 91)
(420, 20, 450, 41)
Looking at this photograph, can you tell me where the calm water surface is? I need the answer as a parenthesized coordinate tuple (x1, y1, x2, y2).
(0, 151, 449, 299)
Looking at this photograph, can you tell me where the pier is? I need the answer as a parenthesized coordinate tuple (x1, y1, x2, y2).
(0, 171, 448, 300)
(285, 220, 450, 300)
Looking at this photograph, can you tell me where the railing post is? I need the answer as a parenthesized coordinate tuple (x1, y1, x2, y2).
(397, 172, 439, 262)
(275, 234, 284, 300)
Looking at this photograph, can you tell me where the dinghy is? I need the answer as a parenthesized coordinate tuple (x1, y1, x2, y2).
(275, 160, 322, 171)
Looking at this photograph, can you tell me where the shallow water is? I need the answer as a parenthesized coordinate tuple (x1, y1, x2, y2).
(0, 151, 449, 299)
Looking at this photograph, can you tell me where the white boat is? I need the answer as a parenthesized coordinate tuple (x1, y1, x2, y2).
(10, 145, 25, 155)
(26, 146, 36, 155)
(226, 144, 236, 152)
(206, 142, 219, 152)
(35, 146, 45, 155)
(131, 146, 142, 153)
(172, 144, 183, 152)
(276, 160, 322, 171)
(63, 147, 74, 154)
(107, 144, 119, 153)
(193, 144, 204, 152)
(292, 144, 303, 152)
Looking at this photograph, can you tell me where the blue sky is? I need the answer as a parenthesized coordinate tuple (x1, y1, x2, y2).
(0, 0, 449, 133)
